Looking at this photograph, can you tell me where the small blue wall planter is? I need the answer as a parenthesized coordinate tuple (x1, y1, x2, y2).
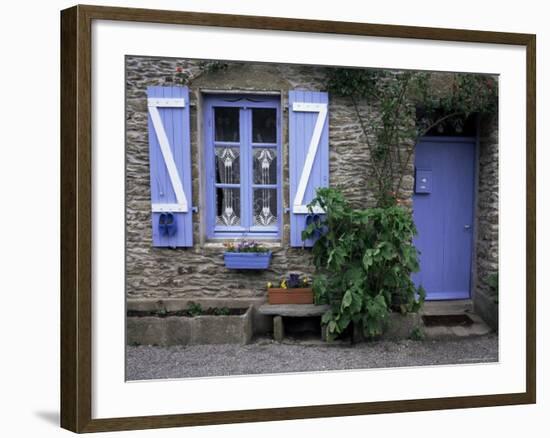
(224, 252, 272, 270)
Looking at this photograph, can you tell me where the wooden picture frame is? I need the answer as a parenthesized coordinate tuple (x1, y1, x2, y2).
(60, 4, 536, 433)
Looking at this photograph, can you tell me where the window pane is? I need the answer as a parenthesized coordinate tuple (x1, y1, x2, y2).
(253, 188, 277, 226)
(216, 188, 241, 226)
(214, 107, 239, 142)
(215, 147, 240, 184)
(253, 148, 277, 185)
(252, 108, 276, 143)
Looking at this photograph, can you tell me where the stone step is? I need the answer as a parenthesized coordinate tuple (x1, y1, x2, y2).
(421, 300, 474, 316)
(421, 309, 493, 340)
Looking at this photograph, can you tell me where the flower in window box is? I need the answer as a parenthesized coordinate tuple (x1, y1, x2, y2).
(223, 239, 271, 269)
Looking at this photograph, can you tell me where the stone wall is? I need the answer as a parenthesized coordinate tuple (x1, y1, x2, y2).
(126, 56, 497, 324)
(473, 115, 499, 329)
(126, 57, 405, 301)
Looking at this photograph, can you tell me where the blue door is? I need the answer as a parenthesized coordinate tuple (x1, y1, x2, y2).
(412, 137, 476, 300)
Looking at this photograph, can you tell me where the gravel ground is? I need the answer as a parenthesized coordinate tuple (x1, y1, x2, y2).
(126, 334, 498, 380)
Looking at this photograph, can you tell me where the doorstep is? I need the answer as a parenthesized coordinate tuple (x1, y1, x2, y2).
(422, 300, 473, 315)
(420, 300, 493, 340)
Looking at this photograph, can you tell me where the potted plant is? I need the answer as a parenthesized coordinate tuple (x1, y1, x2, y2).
(267, 273, 313, 304)
(223, 240, 272, 269)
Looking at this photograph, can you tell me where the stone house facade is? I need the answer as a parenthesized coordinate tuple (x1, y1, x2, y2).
(125, 56, 498, 330)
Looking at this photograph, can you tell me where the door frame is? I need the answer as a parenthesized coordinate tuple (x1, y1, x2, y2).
(415, 134, 479, 301)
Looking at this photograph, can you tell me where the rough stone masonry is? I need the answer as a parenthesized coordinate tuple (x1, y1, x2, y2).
(125, 56, 498, 329)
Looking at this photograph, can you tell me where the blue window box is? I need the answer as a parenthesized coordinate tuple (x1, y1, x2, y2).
(223, 251, 272, 270)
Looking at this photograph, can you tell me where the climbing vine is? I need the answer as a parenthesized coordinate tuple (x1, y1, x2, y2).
(171, 61, 229, 86)
(306, 69, 498, 340)
(326, 69, 498, 207)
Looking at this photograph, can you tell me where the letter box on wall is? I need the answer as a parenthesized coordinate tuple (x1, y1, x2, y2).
(415, 169, 432, 194)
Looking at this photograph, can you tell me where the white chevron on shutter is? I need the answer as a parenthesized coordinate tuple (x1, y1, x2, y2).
(291, 102, 327, 214)
(148, 97, 188, 213)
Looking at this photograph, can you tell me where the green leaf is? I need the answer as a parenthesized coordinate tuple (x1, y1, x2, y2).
(363, 250, 374, 271)
(341, 290, 352, 309)
(321, 311, 333, 325)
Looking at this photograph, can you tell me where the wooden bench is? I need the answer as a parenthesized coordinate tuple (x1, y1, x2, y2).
(258, 304, 330, 342)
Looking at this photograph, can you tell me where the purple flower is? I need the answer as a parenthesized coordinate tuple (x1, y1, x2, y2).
(230, 239, 267, 253)
(287, 273, 301, 288)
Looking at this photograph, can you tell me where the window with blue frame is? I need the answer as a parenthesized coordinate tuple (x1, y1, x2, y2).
(204, 95, 281, 238)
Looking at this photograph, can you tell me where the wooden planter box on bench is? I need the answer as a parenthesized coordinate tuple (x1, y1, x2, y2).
(267, 288, 314, 304)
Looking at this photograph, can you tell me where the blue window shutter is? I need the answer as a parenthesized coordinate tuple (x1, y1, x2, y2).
(147, 86, 193, 247)
(289, 90, 329, 247)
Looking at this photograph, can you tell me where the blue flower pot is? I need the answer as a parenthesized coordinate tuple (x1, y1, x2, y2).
(223, 251, 272, 270)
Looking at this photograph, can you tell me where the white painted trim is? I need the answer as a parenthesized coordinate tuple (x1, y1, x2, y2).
(292, 205, 325, 214)
(292, 102, 326, 112)
(147, 97, 186, 107)
(292, 102, 327, 214)
(148, 105, 189, 213)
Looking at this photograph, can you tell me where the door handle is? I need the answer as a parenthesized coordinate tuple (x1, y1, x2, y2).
(464, 225, 471, 230)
